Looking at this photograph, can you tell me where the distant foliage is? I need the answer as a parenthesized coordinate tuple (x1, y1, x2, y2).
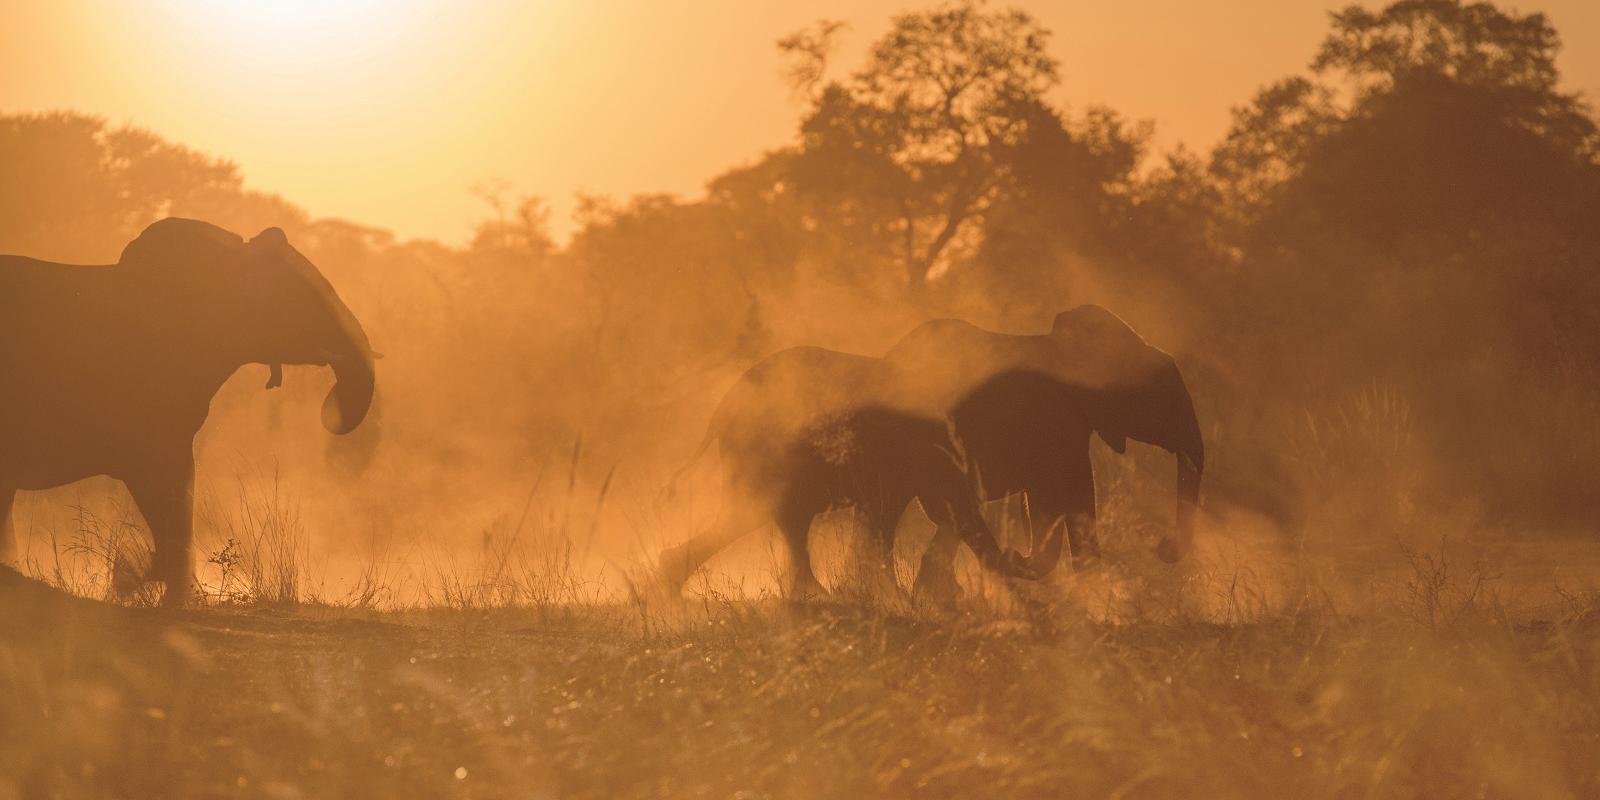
(0, 112, 309, 263)
(1202, 0, 1600, 523)
(3, 0, 1598, 528)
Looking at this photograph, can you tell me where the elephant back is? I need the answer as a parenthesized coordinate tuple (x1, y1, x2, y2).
(882, 318, 1056, 411)
(1048, 305, 1172, 390)
(117, 218, 245, 271)
(713, 346, 891, 449)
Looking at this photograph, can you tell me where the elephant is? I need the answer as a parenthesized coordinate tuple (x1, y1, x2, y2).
(658, 305, 1203, 598)
(657, 349, 1061, 597)
(0, 218, 378, 606)
(883, 306, 1204, 597)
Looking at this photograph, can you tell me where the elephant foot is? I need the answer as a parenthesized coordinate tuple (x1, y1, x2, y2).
(109, 552, 147, 602)
(150, 569, 195, 609)
(158, 577, 194, 609)
(788, 573, 828, 603)
(143, 552, 194, 609)
(656, 544, 697, 596)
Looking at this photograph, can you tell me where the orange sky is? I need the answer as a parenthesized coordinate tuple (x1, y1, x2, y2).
(4, 0, 1598, 244)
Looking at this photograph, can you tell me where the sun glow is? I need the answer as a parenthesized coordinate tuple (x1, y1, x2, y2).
(178, 0, 402, 40)
(151, 0, 451, 83)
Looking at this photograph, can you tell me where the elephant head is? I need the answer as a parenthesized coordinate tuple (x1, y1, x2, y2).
(117, 219, 377, 435)
(1050, 306, 1204, 562)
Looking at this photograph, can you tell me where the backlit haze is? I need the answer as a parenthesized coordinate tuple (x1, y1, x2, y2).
(7, 0, 1596, 244)
(9, 2, 1600, 794)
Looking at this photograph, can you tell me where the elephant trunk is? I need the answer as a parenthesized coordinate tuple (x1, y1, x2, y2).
(322, 350, 375, 435)
(960, 516, 1064, 581)
(306, 255, 378, 436)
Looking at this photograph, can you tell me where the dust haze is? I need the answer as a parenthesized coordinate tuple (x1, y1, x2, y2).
(4, 1, 1600, 797)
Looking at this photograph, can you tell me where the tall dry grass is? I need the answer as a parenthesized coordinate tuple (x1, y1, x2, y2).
(205, 471, 311, 606)
(9, 413, 1600, 797)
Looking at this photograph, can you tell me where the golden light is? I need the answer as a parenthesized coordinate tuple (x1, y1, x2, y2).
(154, 0, 439, 75)
(174, 0, 398, 38)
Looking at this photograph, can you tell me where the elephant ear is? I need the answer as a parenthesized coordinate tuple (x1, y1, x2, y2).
(1049, 305, 1166, 390)
(118, 218, 245, 268)
(248, 226, 339, 291)
(249, 227, 290, 251)
(1050, 306, 1148, 353)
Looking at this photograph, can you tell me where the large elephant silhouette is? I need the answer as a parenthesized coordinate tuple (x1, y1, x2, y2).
(658, 306, 1202, 597)
(0, 219, 378, 606)
(657, 348, 1060, 595)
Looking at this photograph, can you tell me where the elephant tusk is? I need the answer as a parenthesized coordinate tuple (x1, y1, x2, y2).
(265, 363, 283, 390)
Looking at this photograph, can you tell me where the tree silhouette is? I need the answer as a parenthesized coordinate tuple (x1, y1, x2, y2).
(0, 112, 307, 262)
(788, 1, 1059, 294)
(1200, 0, 1600, 523)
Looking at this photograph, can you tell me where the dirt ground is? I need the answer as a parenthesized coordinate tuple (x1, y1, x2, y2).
(4, 558, 1600, 800)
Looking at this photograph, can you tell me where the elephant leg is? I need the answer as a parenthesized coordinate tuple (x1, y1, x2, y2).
(124, 457, 196, 608)
(912, 505, 962, 602)
(0, 485, 16, 567)
(1068, 473, 1100, 567)
(775, 504, 826, 600)
(913, 491, 1018, 601)
(914, 493, 1038, 599)
(1030, 471, 1098, 570)
(657, 500, 768, 593)
(862, 501, 911, 598)
(1036, 506, 1098, 571)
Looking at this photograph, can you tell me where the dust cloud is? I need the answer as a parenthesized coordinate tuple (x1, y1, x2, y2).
(3, 0, 1598, 615)
(7, 3, 1600, 798)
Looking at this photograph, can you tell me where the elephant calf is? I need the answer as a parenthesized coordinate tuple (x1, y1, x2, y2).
(660, 406, 1061, 597)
